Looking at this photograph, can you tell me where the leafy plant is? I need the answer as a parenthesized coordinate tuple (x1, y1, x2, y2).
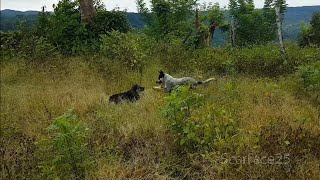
(90, 10, 131, 36)
(100, 31, 147, 71)
(162, 85, 204, 150)
(299, 12, 320, 47)
(295, 61, 320, 102)
(229, 0, 281, 46)
(0, 32, 23, 59)
(37, 110, 91, 179)
(162, 85, 240, 152)
(21, 36, 60, 65)
(138, 0, 196, 40)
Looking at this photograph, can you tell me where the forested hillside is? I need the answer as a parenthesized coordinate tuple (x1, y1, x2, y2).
(1, 5, 320, 42)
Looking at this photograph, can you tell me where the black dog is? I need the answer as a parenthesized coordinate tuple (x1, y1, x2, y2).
(109, 84, 145, 104)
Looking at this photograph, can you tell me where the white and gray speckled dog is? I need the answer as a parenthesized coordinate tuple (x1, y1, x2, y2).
(154, 71, 216, 92)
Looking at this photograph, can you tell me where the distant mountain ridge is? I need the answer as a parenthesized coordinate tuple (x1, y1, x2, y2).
(1, 9, 39, 17)
(1, 6, 320, 43)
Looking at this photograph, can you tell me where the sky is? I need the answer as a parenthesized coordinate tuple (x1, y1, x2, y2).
(1, 0, 319, 12)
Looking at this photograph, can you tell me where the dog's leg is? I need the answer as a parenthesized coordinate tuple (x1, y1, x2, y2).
(190, 84, 197, 90)
(153, 86, 164, 91)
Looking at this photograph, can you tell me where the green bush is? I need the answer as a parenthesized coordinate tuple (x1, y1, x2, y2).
(33, 1, 132, 56)
(20, 36, 60, 65)
(162, 86, 205, 151)
(298, 12, 320, 47)
(231, 45, 283, 76)
(100, 31, 147, 70)
(162, 86, 240, 152)
(0, 32, 23, 59)
(37, 110, 91, 179)
(157, 40, 193, 73)
(0, 32, 60, 64)
(90, 10, 131, 36)
(157, 43, 319, 77)
(294, 61, 320, 102)
(194, 48, 233, 75)
(44, 0, 94, 56)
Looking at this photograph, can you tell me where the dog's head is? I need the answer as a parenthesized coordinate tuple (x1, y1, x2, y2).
(156, 70, 165, 84)
(132, 84, 145, 93)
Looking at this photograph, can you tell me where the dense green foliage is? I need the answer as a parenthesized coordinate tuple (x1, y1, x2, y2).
(229, 0, 284, 46)
(100, 31, 148, 70)
(163, 85, 240, 153)
(137, 0, 196, 40)
(37, 111, 91, 179)
(294, 61, 320, 102)
(90, 11, 130, 37)
(2, 6, 320, 46)
(1, 0, 131, 56)
(155, 41, 319, 77)
(299, 12, 320, 47)
(0, 31, 60, 64)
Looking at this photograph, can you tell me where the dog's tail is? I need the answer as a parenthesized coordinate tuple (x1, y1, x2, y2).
(198, 77, 216, 85)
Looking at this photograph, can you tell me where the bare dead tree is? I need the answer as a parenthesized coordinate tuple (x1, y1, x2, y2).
(275, 6, 287, 63)
(79, 0, 96, 24)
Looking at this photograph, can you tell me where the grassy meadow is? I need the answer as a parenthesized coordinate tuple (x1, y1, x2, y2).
(1, 44, 320, 179)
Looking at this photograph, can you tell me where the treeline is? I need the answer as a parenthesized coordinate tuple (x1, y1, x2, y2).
(0, 0, 319, 101)
(1, 0, 319, 63)
(1, 4, 320, 44)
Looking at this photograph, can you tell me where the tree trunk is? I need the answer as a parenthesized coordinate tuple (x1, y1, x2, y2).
(195, 8, 200, 32)
(230, 18, 236, 47)
(275, 6, 287, 63)
(195, 8, 201, 48)
(79, 0, 96, 24)
(209, 21, 217, 47)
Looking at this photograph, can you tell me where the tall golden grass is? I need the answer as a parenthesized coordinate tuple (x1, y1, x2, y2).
(1, 58, 319, 179)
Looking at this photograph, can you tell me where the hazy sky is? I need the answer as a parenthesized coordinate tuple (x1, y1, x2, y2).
(1, 0, 319, 12)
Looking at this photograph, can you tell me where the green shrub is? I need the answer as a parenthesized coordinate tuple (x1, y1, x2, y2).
(100, 31, 147, 70)
(231, 45, 284, 76)
(37, 110, 91, 179)
(0, 32, 23, 59)
(194, 48, 233, 75)
(294, 61, 320, 102)
(157, 39, 193, 73)
(162, 86, 205, 151)
(0, 32, 60, 64)
(45, 0, 93, 56)
(298, 12, 320, 47)
(286, 44, 320, 68)
(90, 10, 131, 36)
(20, 36, 60, 65)
(156, 42, 319, 77)
(162, 85, 240, 152)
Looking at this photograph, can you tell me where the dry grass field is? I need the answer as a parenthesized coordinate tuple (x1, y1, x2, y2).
(1, 57, 320, 179)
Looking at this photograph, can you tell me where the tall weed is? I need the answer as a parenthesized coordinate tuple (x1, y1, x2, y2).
(37, 110, 91, 179)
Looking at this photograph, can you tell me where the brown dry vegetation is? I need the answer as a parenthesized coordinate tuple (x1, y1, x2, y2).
(1, 57, 320, 179)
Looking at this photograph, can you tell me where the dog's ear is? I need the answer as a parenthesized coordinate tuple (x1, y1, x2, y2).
(132, 84, 138, 89)
(159, 70, 164, 74)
